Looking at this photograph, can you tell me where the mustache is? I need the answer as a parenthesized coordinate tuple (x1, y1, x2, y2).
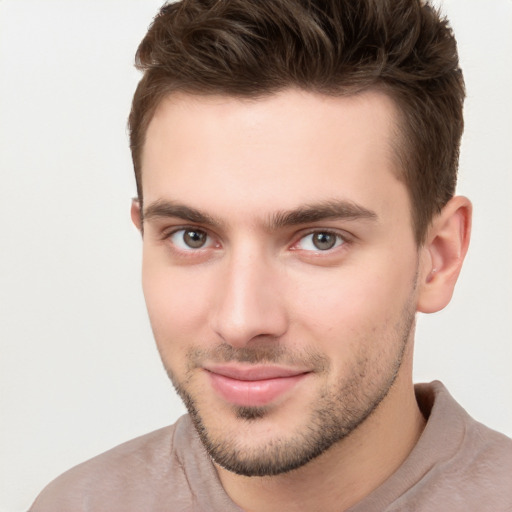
(187, 342, 330, 372)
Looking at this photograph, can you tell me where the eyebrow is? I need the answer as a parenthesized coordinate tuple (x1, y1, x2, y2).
(143, 200, 221, 227)
(269, 200, 378, 229)
(142, 198, 378, 229)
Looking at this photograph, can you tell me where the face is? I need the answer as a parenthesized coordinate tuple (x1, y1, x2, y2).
(136, 89, 422, 477)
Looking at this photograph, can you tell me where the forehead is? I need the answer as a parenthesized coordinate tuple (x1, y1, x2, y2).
(141, 89, 408, 225)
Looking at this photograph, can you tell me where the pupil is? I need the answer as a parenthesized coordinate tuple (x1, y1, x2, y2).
(313, 232, 336, 250)
(184, 230, 206, 248)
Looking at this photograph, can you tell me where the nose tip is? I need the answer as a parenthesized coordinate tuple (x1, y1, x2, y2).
(214, 307, 286, 348)
(210, 259, 288, 347)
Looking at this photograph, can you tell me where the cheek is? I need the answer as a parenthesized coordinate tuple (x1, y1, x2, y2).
(141, 261, 212, 359)
(290, 261, 417, 351)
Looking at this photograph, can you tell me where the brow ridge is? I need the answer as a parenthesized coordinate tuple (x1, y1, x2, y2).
(143, 200, 220, 227)
(142, 198, 377, 230)
(269, 200, 378, 229)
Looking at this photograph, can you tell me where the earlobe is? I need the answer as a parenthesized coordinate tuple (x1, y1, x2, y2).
(131, 198, 143, 233)
(417, 196, 472, 314)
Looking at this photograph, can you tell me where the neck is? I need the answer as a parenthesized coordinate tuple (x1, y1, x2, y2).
(215, 369, 426, 512)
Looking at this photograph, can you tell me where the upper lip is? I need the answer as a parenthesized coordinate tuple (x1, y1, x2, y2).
(204, 364, 309, 381)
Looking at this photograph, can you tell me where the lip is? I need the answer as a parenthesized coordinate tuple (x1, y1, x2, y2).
(205, 365, 310, 407)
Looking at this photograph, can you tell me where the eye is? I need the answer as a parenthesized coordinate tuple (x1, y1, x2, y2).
(295, 231, 345, 251)
(169, 228, 213, 250)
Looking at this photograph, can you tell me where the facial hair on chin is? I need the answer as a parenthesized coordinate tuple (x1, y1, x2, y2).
(163, 306, 414, 478)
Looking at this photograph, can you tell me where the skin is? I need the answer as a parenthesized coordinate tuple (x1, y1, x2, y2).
(132, 89, 471, 512)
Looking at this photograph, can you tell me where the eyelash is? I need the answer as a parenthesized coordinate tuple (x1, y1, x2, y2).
(164, 227, 216, 252)
(161, 226, 350, 255)
(291, 230, 347, 253)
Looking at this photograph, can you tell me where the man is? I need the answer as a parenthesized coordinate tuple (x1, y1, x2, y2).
(30, 0, 512, 510)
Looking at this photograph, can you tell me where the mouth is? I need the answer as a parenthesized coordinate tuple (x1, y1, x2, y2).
(204, 364, 311, 407)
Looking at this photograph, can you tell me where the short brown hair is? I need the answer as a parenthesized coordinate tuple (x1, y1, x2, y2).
(129, 0, 465, 244)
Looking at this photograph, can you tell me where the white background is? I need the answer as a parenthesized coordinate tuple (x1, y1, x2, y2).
(0, 1, 511, 510)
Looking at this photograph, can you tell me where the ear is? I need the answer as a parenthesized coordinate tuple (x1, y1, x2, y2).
(131, 198, 143, 233)
(417, 196, 472, 314)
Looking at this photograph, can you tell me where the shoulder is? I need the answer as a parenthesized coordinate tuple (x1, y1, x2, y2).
(416, 381, 512, 467)
(354, 382, 512, 512)
(416, 420, 512, 510)
(29, 416, 193, 511)
(451, 412, 512, 498)
(412, 382, 512, 509)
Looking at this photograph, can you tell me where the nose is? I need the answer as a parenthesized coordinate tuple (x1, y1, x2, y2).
(210, 249, 289, 347)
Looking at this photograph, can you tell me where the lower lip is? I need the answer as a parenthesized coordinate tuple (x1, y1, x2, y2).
(207, 372, 308, 407)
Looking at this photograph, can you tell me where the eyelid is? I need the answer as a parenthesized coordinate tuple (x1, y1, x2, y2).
(164, 226, 219, 251)
(160, 223, 209, 239)
(290, 228, 349, 252)
(158, 224, 351, 254)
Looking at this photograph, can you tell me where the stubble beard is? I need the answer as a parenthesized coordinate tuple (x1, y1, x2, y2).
(165, 305, 415, 477)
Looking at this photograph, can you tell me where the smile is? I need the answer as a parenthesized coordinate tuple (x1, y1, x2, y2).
(204, 365, 310, 407)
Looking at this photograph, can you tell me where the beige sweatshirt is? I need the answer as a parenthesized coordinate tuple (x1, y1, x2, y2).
(30, 381, 512, 511)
